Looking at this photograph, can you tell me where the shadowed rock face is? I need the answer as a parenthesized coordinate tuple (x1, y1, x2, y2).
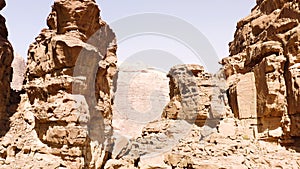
(0, 0, 117, 168)
(0, 0, 14, 137)
(222, 0, 300, 142)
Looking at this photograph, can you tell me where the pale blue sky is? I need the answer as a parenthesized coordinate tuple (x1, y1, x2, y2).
(2, 0, 256, 70)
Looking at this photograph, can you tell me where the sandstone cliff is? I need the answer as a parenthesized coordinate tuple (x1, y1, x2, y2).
(106, 0, 300, 168)
(0, 0, 300, 168)
(162, 64, 229, 126)
(0, 0, 14, 138)
(222, 0, 300, 144)
(105, 62, 300, 169)
(0, 0, 117, 168)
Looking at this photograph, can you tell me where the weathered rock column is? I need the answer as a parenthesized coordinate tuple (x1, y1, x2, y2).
(162, 64, 228, 126)
(0, 0, 117, 168)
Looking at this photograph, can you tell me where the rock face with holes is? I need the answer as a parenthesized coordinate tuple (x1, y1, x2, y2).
(222, 0, 300, 142)
(0, 0, 117, 168)
(162, 64, 229, 126)
(0, 0, 14, 137)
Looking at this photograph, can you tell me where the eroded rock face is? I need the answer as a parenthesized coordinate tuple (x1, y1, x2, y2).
(104, 64, 231, 168)
(0, 0, 299, 168)
(0, 0, 14, 137)
(0, 0, 117, 168)
(222, 0, 300, 142)
(162, 64, 229, 126)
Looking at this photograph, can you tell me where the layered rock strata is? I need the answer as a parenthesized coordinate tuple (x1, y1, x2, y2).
(222, 0, 300, 143)
(0, 0, 117, 168)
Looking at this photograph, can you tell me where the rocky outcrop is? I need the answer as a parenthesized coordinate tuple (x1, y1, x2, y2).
(104, 65, 230, 168)
(162, 64, 229, 126)
(222, 0, 300, 143)
(0, 0, 299, 168)
(161, 62, 299, 168)
(106, 61, 300, 168)
(0, 0, 117, 168)
(0, 0, 14, 137)
(163, 0, 300, 167)
(155, 64, 300, 168)
(162, 65, 211, 125)
(118, 0, 300, 167)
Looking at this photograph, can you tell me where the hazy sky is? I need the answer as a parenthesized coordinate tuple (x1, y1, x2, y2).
(2, 0, 256, 71)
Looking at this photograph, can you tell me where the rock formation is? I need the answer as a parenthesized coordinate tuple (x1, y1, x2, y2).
(11, 54, 25, 91)
(222, 0, 300, 144)
(104, 65, 229, 168)
(0, 0, 117, 168)
(0, 0, 14, 137)
(105, 59, 300, 168)
(162, 64, 229, 126)
(0, 0, 299, 168)
(106, 0, 300, 168)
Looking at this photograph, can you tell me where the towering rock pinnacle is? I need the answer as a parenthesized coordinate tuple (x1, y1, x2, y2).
(0, 0, 14, 137)
(222, 0, 300, 142)
(0, 0, 117, 168)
